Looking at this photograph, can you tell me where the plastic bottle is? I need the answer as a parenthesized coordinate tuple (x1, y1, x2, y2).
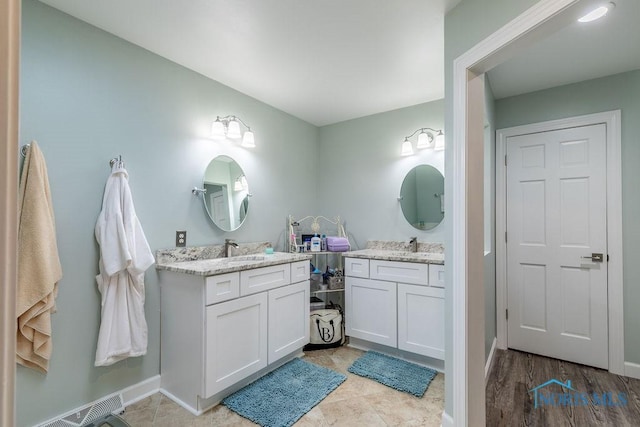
(310, 234, 321, 252)
(321, 234, 327, 252)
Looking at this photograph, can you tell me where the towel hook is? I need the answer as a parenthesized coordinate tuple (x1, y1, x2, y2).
(20, 144, 30, 158)
(109, 155, 124, 168)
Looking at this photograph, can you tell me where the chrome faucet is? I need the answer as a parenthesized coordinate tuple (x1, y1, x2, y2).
(224, 239, 239, 257)
(409, 237, 418, 253)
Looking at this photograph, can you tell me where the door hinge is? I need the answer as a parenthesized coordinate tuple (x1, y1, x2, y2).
(505, 155, 507, 167)
(506, 309, 509, 320)
(607, 254, 610, 262)
(505, 231, 507, 243)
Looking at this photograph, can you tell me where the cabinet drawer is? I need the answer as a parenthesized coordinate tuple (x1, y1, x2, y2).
(206, 272, 240, 305)
(370, 260, 428, 286)
(240, 264, 291, 296)
(428, 264, 445, 288)
(290, 260, 310, 283)
(344, 258, 370, 278)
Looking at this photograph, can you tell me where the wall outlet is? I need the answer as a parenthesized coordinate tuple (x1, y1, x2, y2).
(176, 230, 187, 247)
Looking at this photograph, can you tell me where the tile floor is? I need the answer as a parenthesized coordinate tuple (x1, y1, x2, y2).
(119, 346, 444, 426)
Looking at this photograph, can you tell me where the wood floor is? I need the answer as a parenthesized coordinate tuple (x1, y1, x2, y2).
(486, 349, 640, 426)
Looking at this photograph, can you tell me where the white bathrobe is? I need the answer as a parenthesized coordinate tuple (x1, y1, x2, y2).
(94, 165, 154, 367)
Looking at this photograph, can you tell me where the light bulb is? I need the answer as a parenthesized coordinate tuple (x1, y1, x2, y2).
(242, 130, 255, 148)
(401, 138, 414, 156)
(227, 118, 241, 139)
(211, 118, 226, 140)
(416, 130, 432, 149)
(578, 3, 613, 23)
(434, 131, 445, 151)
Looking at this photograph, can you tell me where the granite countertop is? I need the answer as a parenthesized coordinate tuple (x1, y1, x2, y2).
(344, 249, 444, 265)
(343, 240, 444, 265)
(156, 251, 312, 276)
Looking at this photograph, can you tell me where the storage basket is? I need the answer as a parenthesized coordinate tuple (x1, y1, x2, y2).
(327, 276, 344, 290)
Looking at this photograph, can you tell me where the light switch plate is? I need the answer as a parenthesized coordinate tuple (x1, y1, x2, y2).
(176, 230, 187, 247)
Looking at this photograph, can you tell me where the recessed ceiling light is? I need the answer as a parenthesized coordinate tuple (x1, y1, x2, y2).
(578, 2, 615, 23)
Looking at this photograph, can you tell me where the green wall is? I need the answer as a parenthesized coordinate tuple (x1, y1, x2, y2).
(19, 1, 319, 425)
(495, 69, 640, 364)
(443, 0, 540, 417)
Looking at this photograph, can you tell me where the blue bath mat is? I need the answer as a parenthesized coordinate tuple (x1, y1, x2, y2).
(348, 351, 437, 397)
(222, 358, 346, 427)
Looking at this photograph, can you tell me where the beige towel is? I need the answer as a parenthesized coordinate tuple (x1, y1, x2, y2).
(17, 141, 62, 374)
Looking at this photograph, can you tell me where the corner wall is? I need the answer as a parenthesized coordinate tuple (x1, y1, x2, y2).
(484, 76, 497, 363)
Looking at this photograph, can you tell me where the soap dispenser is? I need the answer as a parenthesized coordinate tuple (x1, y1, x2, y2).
(310, 234, 321, 252)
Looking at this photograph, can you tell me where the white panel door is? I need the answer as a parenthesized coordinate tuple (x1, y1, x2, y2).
(205, 292, 268, 397)
(506, 124, 608, 369)
(345, 277, 397, 347)
(267, 281, 310, 364)
(398, 283, 445, 359)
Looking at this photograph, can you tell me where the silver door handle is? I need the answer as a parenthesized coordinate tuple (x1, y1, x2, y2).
(581, 253, 603, 263)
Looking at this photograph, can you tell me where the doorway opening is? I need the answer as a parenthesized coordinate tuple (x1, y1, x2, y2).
(495, 111, 623, 372)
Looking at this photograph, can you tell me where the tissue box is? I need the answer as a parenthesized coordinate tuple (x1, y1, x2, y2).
(326, 236, 350, 252)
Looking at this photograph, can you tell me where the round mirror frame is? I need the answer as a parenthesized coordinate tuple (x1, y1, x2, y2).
(202, 155, 250, 231)
(399, 164, 444, 231)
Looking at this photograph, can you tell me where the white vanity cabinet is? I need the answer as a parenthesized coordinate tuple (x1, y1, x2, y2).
(205, 292, 268, 397)
(159, 259, 309, 415)
(344, 257, 444, 360)
(268, 280, 309, 363)
(397, 283, 444, 359)
(345, 277, 397, 347)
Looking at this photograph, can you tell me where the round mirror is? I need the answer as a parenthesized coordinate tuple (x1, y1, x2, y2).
(203, 155, 250, 231)
(399, 164, 444, 230)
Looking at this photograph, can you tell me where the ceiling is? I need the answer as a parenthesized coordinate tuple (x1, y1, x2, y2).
(488, 0, 640, 99)
(39, 0, 461, 127)
(37, 0, 640, 126)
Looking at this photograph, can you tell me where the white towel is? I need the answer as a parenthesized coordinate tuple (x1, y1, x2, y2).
(94, 164, 154, 366)
(17, 141, 63, 374)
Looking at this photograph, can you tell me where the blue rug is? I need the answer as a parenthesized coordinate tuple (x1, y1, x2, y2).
(348, 351, 437, 397)
(222, 358, 346, 427)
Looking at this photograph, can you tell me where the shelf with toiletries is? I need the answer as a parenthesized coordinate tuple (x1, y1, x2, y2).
(286, 215, 350, 310)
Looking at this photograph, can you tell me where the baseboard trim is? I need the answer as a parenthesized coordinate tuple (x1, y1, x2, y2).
(35, 375, 160, 426)
(441, 410, 454, 427)
(121, 375, 161, 407)
(485, 337, 498, 384)
(160, 388, 203, 416)
(624, 362, 640, 380)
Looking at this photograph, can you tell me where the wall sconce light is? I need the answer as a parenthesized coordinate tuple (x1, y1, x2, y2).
(401, 127, 444, 156)
(211, 115, 255, 148)
(234, 175, 248, 192)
